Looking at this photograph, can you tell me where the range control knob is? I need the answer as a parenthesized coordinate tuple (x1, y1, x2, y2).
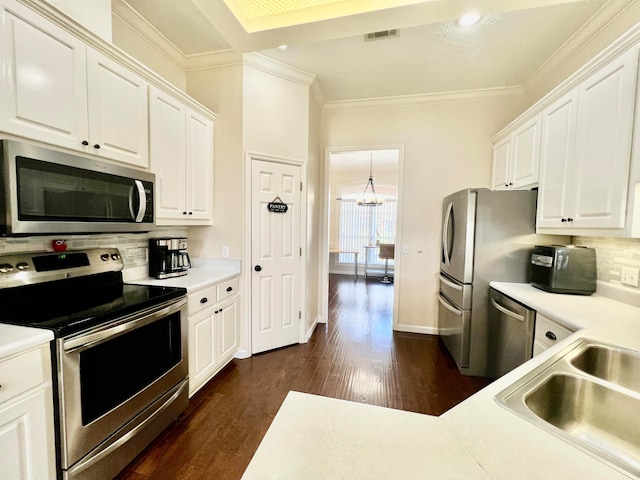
(16, 262, 30, 271)
(0, 263, 14, 273)
(100, 253, 110, 261)
(111, 253, 120, 261)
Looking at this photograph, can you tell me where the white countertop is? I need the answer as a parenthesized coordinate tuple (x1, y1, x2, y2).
(244, 283, 640, 480)
(127, 258, 241, 292)
(0, 323, 53, 360)
(242, 391, 490, 480)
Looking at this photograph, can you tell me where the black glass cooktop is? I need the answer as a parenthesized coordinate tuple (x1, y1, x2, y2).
(0, 271, 185, 337)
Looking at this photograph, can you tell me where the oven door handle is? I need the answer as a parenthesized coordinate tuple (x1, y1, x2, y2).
(63, 297, 186, 353)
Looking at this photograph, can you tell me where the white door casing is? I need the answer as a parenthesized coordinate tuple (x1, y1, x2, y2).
(251, 159, 302, 354)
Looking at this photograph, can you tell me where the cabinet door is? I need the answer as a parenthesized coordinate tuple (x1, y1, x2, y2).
(571, 47, 638, 229)
(186, 109, 213, 223)
(537, 91, 578, 228)
(0, 0, 88, 149)
(217, 297, 239, 365)
(86, 48, 149, 168)
(0, 388, 56, 480)
(150, 86, 187, 220)
(491, 136, 510, 190)
(510, 115, 541, 189)
(188, 307, 216, 397)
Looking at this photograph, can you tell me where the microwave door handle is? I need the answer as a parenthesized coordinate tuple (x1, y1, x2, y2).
(442, 202, 453, 266)
(128, 180, 146, 222)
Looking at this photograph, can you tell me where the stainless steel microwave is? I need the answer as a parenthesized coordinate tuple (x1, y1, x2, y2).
(0, 140, 154, 235)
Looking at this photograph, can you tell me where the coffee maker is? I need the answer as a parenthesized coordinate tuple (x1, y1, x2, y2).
(148, 237, 191, 279)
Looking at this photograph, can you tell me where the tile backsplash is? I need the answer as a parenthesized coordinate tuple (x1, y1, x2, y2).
(0, 227, 187, 276)
(572, 236, 640, 289)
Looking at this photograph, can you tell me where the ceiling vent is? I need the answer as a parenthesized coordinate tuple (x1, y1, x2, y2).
(364, 29, 399, 41)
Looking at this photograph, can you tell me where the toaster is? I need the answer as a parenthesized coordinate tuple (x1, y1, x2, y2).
(529, 245, 597, 295)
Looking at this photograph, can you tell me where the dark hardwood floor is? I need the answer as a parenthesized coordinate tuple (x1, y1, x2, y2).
(116, 274, 491, 480)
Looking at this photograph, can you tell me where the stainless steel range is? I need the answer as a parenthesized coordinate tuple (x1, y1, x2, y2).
(0, 248, 188, 479)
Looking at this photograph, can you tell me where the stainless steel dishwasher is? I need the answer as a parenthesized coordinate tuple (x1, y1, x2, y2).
(488, 288, 536, 378)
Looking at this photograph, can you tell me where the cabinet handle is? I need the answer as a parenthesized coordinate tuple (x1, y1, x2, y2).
(504, 183, 509, 187)
(93, 144, 100, 149)
(82, 140, 89, 146)
(561, 218, 567, 223)
(200, 297, 208, 304)
(226, 286, 233, 292)
(214, 309, 219, 314)
(567, 217, 573, 222)
(545, 331, 557, 341)
(182, 211, 187, 215)
(188, 212, 193, 215)
(509, 182, 513, 186)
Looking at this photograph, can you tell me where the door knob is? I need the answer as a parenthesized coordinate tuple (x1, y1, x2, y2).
(254, 265, 262, 272)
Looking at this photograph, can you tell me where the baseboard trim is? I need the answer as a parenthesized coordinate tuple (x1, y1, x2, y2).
(393, 324, 439, 335)
(305, 318, 320, 342)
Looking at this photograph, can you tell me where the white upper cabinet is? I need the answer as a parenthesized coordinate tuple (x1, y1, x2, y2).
(0, 0, 88, 149)
(150, 86, 213, 225)
(491, 114, 541, 190)
(537, 91, 578, 227)
(0, 0, 149, 168)
(86, 49, 149, 168)
(537, 47, 638, 232)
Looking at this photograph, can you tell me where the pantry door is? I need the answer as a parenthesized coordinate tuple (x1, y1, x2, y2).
(251, 159, 301, 354)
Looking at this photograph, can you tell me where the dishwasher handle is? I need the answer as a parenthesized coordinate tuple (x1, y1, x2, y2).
(490, 297, 525, 322)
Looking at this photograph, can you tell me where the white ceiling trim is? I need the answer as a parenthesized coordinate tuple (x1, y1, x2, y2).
(243, 52, 317, 87)
(112, 0, 187, 70)
(322, 85, 525, 112)
(524, 0, 637, 94)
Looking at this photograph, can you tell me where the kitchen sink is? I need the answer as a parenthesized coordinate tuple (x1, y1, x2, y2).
(496, 338, 640, 478)
(571, 344, 640, 394)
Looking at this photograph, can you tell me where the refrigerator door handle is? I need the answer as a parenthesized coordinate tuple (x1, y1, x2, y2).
(438, 295, 462, 316)
(440, 275, 463, 291)
(490, 297, 525, 322)
(442, 201, 454, 266)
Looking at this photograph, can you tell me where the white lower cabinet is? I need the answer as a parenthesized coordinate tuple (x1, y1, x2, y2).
(0, 345, 56, 479)
(188, 277, 239, 397)
(533, 313, 574, 357)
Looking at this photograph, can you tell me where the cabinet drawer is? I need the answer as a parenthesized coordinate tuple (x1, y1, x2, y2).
(217, 277, 239, 302)
(534, 313, 573, 350)
(0, 347, 48, 404)
(188, 285, 217, 316)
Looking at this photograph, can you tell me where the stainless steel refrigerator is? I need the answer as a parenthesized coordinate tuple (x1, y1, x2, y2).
(438, 188, 564, 377)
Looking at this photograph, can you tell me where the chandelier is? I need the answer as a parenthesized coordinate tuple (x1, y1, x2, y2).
(357, 154, 384, 207)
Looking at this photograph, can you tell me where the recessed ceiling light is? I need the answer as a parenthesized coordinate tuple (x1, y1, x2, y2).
(458, 12, 481, 28)
(277, 44, 288, 51)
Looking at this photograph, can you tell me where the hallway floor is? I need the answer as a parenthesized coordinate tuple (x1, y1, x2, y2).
(117, 274, 491, 480)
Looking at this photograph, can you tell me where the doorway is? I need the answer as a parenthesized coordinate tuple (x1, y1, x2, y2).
(321, 146, 403, 327)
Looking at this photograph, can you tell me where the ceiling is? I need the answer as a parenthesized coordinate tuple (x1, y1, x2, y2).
(121, 0, 621, 102)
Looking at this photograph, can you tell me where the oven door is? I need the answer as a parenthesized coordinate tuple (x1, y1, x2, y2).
(57, 296, 187, 471)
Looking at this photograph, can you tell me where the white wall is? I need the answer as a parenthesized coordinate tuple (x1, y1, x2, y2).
(322, 94, 524, 332)
(243, 63, 309, 161)
(186, 64, 244, 259)
(305, 91, 323, 334)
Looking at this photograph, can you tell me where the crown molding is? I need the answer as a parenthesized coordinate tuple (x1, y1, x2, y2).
(112, 0, 187, 70)
(322, 86, 524, 112)
(525, 0, 637, 93)
(242, 53, 316, 87)
(185, 50, 243, 71)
